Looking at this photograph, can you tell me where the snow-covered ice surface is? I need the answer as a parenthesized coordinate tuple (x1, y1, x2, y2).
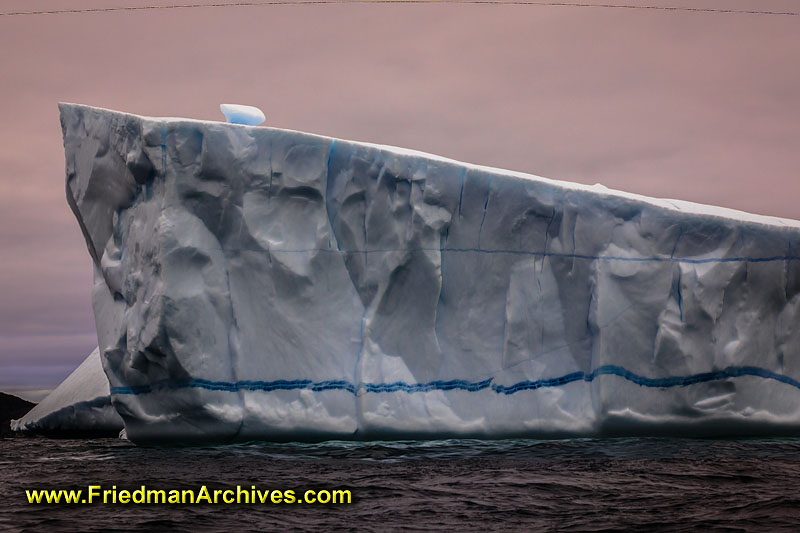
(60, 103, 800, 443)
(10, 348, 123, 435)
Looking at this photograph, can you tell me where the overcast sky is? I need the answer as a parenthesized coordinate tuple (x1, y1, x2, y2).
(1, 0, 798, 401)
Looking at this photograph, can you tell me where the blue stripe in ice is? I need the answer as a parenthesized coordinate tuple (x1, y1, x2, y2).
(109, 365, 800, 396)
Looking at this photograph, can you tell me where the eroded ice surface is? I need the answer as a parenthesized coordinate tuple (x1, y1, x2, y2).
(10, 348, 123, 435)
(59, 103, 800, 443)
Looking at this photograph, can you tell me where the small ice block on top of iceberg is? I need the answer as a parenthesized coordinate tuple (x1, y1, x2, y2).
(220, 103, 265, 126)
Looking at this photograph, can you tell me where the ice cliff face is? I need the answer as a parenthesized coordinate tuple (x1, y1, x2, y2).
(10, 348, 123, 435)
(60, 103, 800, 442)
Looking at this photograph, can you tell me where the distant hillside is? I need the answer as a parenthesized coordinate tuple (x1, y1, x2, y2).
(0, 392, 35, 437)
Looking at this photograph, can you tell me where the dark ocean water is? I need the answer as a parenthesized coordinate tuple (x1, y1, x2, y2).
(2, 437, 800, 532)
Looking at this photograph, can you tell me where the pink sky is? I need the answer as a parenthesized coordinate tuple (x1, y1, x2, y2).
(1, 0, 799, 401)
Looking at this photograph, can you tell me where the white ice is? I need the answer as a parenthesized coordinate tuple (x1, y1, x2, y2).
(219, 103, 265, 126)
(55, 103, 800, 443)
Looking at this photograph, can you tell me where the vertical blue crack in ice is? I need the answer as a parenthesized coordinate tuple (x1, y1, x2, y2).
(541, 207, 556, 274)
(785, 239, 792, 299)
(160, 123, 167, 179)
(267, 132, 274, 203)
(476, 177, 491, 249)
(676, 267, 684, 322)
(457, 168, 466, 218)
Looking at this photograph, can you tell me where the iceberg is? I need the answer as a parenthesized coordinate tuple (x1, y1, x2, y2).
(59, 103, 800, 442)
(10, 348, 123, 436)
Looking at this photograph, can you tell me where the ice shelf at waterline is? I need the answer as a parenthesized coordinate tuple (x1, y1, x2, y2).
(59, 103, 800, 442)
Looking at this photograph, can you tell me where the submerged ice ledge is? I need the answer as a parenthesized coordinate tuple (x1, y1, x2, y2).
(57, 103, 800, 442)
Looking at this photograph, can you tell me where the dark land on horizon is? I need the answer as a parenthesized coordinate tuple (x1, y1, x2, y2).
(0, 392, 34, 438)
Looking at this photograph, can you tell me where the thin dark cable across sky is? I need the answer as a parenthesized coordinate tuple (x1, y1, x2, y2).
(1, 1, 799, 18)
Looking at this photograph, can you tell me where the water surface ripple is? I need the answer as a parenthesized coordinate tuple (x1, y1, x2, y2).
(2, 437, 799, 531)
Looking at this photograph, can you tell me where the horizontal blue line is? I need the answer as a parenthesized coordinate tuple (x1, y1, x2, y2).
(110, 365, 800, 396)
(228, 246, 800, 264)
